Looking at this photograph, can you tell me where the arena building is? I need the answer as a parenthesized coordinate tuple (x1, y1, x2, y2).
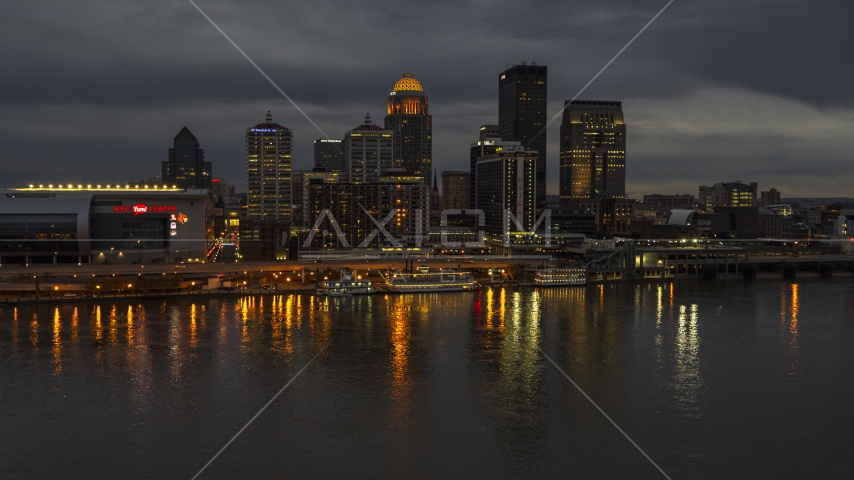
(0, 185, 215, 265)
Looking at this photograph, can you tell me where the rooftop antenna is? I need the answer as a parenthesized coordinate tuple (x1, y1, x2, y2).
(265, 110, 272, 123)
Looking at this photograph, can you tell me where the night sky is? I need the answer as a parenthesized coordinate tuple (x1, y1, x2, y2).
(1, 0, 851, 197)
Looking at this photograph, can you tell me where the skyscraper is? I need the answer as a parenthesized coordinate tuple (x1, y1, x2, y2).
(475, 144, 538, 235)
(344, 114, 393, 184)
(470, 124, 501, 209)
(558, 100, 626, 205)
(162, 126, 212, 189)
(558, 100, 630, 235)
(291, 166, 339, 227)
(384, 73, 432, 186)
(498, 62, 547, 210)
(246, 111, 292, 222)
(313, 138, 345, 172)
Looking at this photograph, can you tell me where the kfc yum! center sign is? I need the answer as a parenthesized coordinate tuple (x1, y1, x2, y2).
(113, 204, 177, 216)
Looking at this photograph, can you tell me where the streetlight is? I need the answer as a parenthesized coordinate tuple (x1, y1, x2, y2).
(286, 277, 291, 291)
(110, 247, 114, 264)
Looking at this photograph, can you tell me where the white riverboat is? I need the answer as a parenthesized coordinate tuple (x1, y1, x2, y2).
(316, 269, 374, 296)
(378, 266, 480, 293)
(533, 267, 587, 286)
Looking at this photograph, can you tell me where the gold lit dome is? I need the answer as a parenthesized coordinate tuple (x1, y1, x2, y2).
(392, 73, 423, 92)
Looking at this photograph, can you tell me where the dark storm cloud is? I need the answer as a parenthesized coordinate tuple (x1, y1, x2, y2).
(0, 0, 851, 196)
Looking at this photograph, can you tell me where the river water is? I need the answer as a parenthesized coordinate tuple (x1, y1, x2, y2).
(1, 280, 853, 479)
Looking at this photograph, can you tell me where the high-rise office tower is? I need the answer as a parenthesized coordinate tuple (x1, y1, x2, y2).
(475, 143, 537, 235)
(559, 100, 629, 235)
(246, 111, 292, 222)
(470, 124, 501, 209)
(162, 126, 212, 189)
(344, 114, 393, 184)
(379, 172, 430, 247)
(291, 165, 339, 227)
(498, 62, 547, 210)
(558, 100, 626, 206)
(384, 73, 432, 185)
(313, 138, 345, 172)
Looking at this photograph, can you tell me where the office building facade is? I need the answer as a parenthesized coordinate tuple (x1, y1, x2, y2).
(238, 219, 290, 261)
(759, 213, 793, 239)
(162, 126, 212, 189)
(378, 173, 430, 247)
(559, 100, 626, 206)
(699, 181, 758, 211)
(469, 124, 502, 209)
(643, 194, 695, 210)
(441, 171, 470, 210)
(558, 100, 628, 235)
(475, 145, 537, 235)
(211, 178, 234, 199)
(291, 167, 339, 227)
(499, 62, 547, 210)
(304, 173, 428, 250)
(760, 187, 781, 207)
(246, 111, 292, 222)
(344, 114, 393, 184)
(573, 198, 634, 235)
(313, 138, 345, 172)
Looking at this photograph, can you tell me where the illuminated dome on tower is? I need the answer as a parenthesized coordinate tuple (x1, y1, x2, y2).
(392, 73, 423, 92)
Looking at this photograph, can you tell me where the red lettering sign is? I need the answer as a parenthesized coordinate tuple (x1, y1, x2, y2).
(112, 204, 177, 215)
(149, 206, 177, 213)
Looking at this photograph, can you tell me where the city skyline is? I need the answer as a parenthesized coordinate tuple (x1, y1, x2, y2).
(1, 1, 851, 198)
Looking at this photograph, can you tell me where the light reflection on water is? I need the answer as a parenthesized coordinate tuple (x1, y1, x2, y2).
(0, 282, 852, 479)
(52, 307, 62, 374)
(387, 295, 413, 427)
(781, 283, 800, 373)
(675, 302, 703, 416)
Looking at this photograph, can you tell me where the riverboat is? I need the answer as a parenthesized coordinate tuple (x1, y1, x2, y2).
(316, 269, 374, 296)
(533, 267, 587, 286)
(377, 266, 480, 293)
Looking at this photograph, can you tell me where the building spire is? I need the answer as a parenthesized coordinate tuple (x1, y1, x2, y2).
(266, 110, 272, 123)
(365, 113, 371, 125)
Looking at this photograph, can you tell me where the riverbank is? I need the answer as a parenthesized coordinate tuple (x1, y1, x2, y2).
(2, 271, 850, 305)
